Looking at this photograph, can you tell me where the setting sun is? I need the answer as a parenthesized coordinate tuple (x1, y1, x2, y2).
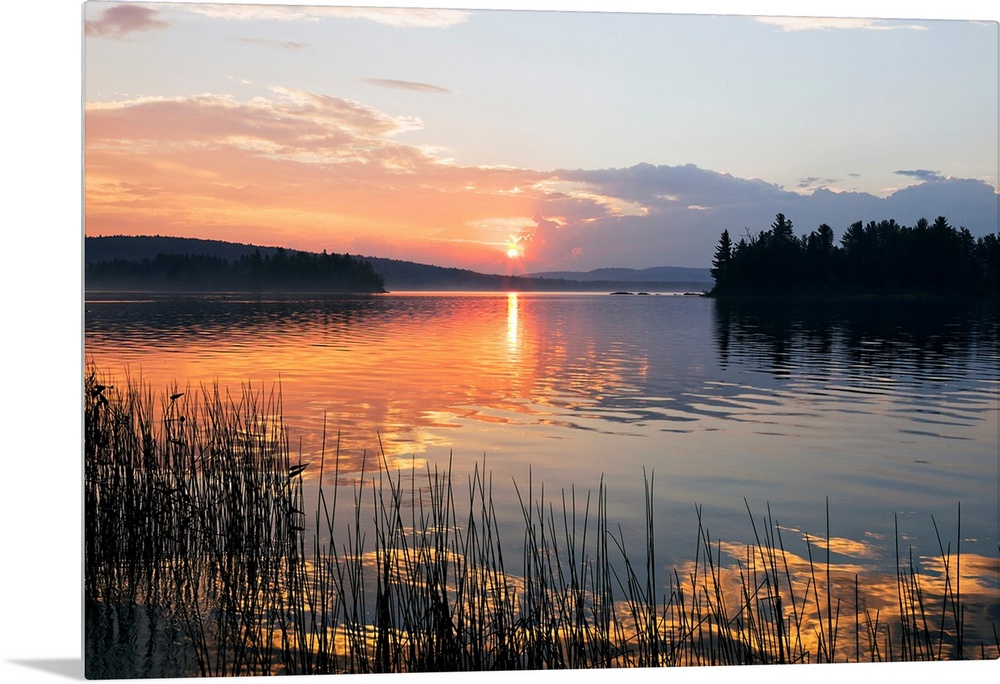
(505, 235, 525, 260)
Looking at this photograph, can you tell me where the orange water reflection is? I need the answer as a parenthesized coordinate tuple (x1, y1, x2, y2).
(86, 294, 543, 471)
(85, 293, 673, 483)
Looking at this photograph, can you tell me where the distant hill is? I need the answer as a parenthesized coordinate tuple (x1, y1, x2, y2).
(357, 255, 707, 292)
(85, 236, 710, 293)
(528, 266, 712, 284)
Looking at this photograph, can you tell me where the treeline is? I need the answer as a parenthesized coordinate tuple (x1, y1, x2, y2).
(86, 247, 386, 293)
(709, 214, 999, 297)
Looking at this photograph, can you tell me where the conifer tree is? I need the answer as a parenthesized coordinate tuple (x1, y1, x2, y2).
(710, 229, 733, 292)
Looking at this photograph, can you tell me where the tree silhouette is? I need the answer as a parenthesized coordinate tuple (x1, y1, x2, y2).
(710, 229, 733, 287)
(87, 248, 386, 293)
(709, 213, 998, 298)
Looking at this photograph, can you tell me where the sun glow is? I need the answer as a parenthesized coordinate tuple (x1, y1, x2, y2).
(504, 234, 526, 260)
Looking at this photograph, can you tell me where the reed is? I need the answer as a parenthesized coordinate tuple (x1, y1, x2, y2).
(84, 367, 999, 677)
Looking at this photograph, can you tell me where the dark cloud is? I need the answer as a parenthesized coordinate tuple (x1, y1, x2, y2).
(797, 176, 840, 189)
(559, 163, 788, 213)
(882, 176, 998, 226)
(364, 79, 454, 94)
(895, 169, 944, 182)
(86, 5, 169, 38)
(534, 164, 998, 270)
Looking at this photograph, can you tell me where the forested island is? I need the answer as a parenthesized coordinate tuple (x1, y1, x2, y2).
(86, 246, 386, 293)
(709, 214, 999, 298)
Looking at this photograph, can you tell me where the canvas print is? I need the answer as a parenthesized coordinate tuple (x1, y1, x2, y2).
(83, 1, 999, 678)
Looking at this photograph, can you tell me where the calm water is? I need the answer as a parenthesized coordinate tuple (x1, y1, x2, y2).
(84, 291, 999, 613)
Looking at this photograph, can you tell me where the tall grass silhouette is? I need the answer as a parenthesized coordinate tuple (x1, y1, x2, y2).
(84, 367, 999, 677)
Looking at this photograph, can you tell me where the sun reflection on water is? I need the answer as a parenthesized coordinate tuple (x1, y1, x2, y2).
(506, 291, 519, 353)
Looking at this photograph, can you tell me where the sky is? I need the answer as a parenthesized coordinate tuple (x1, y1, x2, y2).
(81, 1, 999, 273)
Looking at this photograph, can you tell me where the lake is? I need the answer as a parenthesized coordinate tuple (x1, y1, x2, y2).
(83, 290, 999, 663)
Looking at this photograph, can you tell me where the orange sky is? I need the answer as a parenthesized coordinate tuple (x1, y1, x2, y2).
(84, 89, 582, 273)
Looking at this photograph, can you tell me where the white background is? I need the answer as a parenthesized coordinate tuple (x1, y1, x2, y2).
(2, 2, 997, 683)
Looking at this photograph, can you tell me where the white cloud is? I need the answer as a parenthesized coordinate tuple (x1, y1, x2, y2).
(86, 88, 430, 170)
(364, 79, 454, 94)
(755, 17, 929, 31)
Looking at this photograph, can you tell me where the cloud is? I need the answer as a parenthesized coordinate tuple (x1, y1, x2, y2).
(797, 176, 842, 191)
(531, 178, 649, 218)
(85, 4, 169, 38)
(321, 7, 472, 28)
(364, 79, 454, 94)
(895, 169, 944, 182)
(558, 163, 788, 212)
(525, 163, 997, 270)
(755, 17, 929, 32)
(184, 4, 471, 28)
(508, 213, 570, 265)
(235, 37, 309, 50)
(87, 87, 426, 168)
(882, 176, 998, 225)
